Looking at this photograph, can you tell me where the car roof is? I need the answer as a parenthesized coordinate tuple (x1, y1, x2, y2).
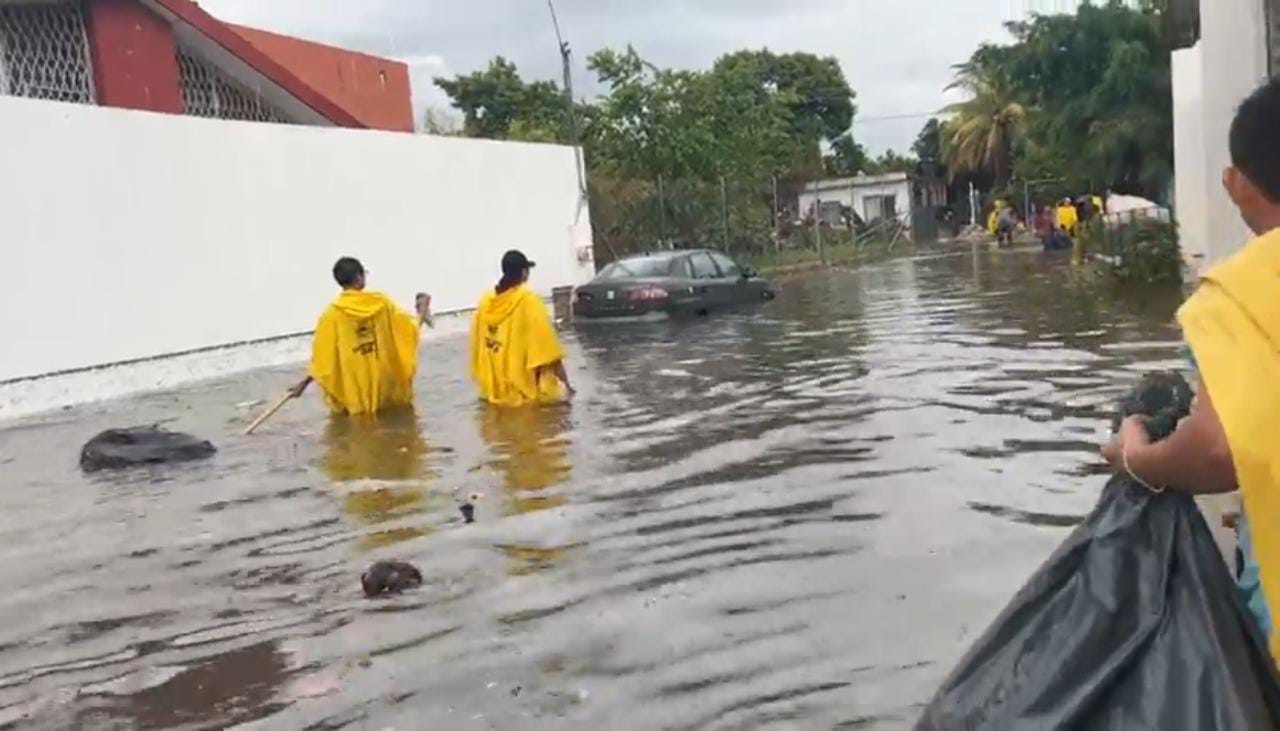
(615, 248, 726, 262)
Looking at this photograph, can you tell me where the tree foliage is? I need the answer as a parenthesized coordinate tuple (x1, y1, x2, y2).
(943, 51, 1028, 187)
(433, 57, 569, 141)
(825, 134, 870, 176)
(912, 118, 944, 166)
(944, 3, 1173, 198)
(435, 48, 856, 257)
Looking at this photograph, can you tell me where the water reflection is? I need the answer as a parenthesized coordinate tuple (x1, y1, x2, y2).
(0, 248, 1191, 729)
(477, 404, 572, 515)
(320, 408, 436, 550)
(69, 641, 289, 729)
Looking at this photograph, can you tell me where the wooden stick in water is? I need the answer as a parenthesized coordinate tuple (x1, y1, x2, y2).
(243, 393, 294, 436)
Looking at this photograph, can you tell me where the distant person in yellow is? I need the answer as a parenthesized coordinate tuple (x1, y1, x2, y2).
(1056, 198, 1079, 236)
(289, 257, 432, 415)
(987, 200, 1006, 235)
(471, 250, 574, 407)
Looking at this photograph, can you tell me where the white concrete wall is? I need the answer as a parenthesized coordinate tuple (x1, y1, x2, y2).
(1175, 0, 1270, 270)
(1172, 45, 1209, 265)
(0, 95, 593, 387)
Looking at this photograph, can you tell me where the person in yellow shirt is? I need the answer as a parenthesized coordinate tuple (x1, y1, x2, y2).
(289, 257, 432, 415)
(471, 250, 574, 407)
(1103, 77, 1280, 659)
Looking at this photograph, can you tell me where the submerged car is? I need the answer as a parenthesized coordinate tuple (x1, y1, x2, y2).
(573, 249, 775, 320)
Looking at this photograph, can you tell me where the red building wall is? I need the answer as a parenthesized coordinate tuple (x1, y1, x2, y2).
(85, 0, 183, 114)
(229, 24, 414, 133)
(74, 0, 402, 131)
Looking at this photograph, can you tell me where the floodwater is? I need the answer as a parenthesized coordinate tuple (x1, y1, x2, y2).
(0, 247, 1186, 730)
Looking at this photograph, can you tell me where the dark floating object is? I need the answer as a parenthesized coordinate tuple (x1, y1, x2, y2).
(456, 491, 483, 524)
(361, 560, 423, 598)
(80, 426, 216, 472)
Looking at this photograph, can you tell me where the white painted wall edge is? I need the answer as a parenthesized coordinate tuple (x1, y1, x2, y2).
(0, 309, 473, 423)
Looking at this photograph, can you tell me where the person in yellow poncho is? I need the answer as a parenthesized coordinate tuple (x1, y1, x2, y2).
(1056, 198, 1079, 236)
(1103, 78, 1280, 659)
(471, 250, 574, 407)
(289, 257, 432, 415)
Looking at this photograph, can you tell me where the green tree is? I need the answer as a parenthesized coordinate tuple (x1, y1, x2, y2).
(825, 134, 870, 176)
(947, 3, 1173, 198)
(943, 51, 1028, 186)
(911, 118, 944, 166)
(434, 57, 568, 141)
(866, 149, 918, 175)
(712, 49, 856, 168)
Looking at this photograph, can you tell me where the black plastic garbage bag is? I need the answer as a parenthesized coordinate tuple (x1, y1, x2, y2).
(80, 427, 216, 472)
(917, 373, 1280, 730)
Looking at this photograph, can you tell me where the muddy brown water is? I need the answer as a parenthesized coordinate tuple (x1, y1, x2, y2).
(0, 248, 1185, 730)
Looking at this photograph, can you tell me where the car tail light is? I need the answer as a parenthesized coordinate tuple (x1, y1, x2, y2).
(628, 286, 670, 302)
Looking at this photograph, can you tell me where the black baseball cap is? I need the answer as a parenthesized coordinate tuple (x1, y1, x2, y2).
(501, 250, 536, 276)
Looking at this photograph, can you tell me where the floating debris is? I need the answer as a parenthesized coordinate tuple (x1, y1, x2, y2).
(361, 561, 423, 598)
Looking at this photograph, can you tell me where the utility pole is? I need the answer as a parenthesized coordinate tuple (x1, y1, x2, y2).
(547, 0, 586, 215)
(772, 175, 781, 266)
(814, 186, 825, 265)
(968, 181, 978, 226)
(657, 174, 667, 248)
(720, 176, 730, 253)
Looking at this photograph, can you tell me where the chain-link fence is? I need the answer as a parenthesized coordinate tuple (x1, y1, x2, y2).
(589, 173, 939, 270)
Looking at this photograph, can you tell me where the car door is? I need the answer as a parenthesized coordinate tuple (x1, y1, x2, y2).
(707, 251, 754, 304)
(687, 251, 727, 309)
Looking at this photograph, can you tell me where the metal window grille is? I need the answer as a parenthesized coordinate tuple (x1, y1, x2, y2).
(0, 1, 95, 104)
(176, 48, 291, 124)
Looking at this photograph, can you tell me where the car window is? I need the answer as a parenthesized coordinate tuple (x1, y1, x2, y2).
(689, 253, 719, 279)
(596, 256, 675, 280)
(708, 252, 741, 279)
(671, 256, 694, 279)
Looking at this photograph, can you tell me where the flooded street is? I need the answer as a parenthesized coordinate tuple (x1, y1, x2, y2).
(0, 247, 1186, 730)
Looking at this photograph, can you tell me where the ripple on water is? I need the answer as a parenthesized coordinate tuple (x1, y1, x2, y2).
(0, 248, 1184, 728)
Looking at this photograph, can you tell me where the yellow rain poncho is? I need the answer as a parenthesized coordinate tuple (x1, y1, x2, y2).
(1057, 203, 1079, 234)
(1178, 228, 1280, 660)
(309, 290, 420, 415)
(470, 284, 565, 407)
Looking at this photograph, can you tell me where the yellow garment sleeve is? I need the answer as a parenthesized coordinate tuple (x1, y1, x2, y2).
(309, 307, 339, 388)
(522, 295, 565, 370)
(1178, 230, 1280, 661)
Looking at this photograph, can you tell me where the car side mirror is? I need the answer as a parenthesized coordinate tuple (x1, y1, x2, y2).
(741, 267, 757, 279)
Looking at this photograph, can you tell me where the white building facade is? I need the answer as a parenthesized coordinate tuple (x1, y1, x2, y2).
(1171, 0, 1278, 269)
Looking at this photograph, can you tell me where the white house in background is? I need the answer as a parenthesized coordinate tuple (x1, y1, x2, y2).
(1169, 0, 1278, 270)
(796, 172, 946, 230)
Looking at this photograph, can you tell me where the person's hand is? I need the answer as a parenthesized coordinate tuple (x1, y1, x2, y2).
(563, 382, 577, 399)
(415, 292, 432, 317)
(288, 377, 311, 399)
(1102, 415, 1151, 470)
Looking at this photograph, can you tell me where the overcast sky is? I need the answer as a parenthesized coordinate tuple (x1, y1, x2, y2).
(200, 0, 1021, 154)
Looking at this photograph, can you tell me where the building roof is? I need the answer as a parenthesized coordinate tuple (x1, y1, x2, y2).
(802, 172, 912, 192)
(229, 24, 414, 133)
(139, 0, 366, 128)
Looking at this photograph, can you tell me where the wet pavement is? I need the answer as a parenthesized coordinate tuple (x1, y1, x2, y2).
(0, 246, 1186, 729)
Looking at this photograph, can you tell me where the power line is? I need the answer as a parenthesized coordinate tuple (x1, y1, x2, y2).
(853, 111, 946, 125)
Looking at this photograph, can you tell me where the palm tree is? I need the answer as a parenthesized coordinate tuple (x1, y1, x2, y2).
(942, 59, 1028, 186)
